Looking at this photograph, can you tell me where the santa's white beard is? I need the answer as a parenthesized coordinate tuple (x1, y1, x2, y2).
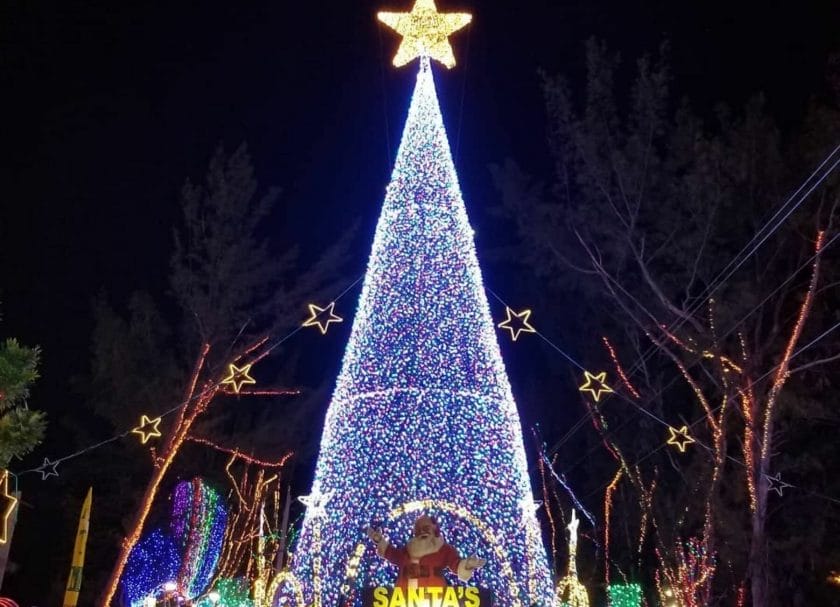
(406, 534, 444, 559)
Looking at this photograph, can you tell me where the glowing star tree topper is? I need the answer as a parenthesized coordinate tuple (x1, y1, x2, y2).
(378, 0, 471, 69)
(276, 18, 553, 607)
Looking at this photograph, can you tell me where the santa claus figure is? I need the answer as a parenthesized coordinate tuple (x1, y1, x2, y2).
(366, 515, 486, 591)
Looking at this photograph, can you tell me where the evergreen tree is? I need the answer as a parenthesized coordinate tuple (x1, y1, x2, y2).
(0, 328, 46, 468)
(282, 58, 554, 607)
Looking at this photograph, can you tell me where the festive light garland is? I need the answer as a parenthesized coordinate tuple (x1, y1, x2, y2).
(280, 55, 553, 607)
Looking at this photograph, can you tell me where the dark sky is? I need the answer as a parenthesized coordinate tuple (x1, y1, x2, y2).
(0, 0, 838, 603)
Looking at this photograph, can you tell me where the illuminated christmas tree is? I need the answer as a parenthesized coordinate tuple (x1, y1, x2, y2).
(277, 3, 554, 606)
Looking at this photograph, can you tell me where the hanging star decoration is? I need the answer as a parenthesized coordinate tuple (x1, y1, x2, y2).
(766, 472, 792, 497)
(497, 307, 537, 342)
(131, 415, 162, 445)
(0, 470, 18, 544)
(666, 425, 695, 453)
(221, 363, 257, 394)
(35, 457, 60, 481)
(303, 302, 343, 335)
(578, 370, 614, 402)
(298, 488, 335, 518)
(520, 497, 543, 516)
(378, 0, 472, 69)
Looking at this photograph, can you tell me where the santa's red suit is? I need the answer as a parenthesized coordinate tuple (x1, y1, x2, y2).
(373, 516, 479, 591)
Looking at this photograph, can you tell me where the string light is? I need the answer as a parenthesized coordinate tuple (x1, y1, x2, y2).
(132, 415, 163, 444)
(221, 363, 257, 394)
(187, 436, 293, 468)
(122, 529, 181, 606)
(827, 571, 840, 586)
(280, 43, 553, 607)
(603, 468, 623, 585)
(122, 479, 227, 605)
(378, 0, 471, 69)
(666, 426, 695, 453)
(606, 583, 642, 607)
(601, 337, 640, 399)
(0, 470, 18, 544)
(302, 302, 344, 335)
(35, 456, 60, 480)
(497, 307, 537, 342)
(655, 538, 716, 607)
(577, 371, 613, 402)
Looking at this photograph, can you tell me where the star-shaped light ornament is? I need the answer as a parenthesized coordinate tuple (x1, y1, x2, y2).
(378, 0, 472, 69)
(578, 370, 614, 402)
(303, 302, 343, 335)
(497, 307, 537, 342)
(298, 488, 334, 518)
(666, 425, 695, 453)
(36, 457, 60, 481)
(132, 415, 163, 445)
(221, 363, 257, 394)
(0, 470, 18, 544)
(766, 472, 792, 497)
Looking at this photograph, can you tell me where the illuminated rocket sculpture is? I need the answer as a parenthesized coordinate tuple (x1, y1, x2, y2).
(275, 3, 554, 606)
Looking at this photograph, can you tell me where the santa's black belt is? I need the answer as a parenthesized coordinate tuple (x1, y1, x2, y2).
(406, 565, 445, 578)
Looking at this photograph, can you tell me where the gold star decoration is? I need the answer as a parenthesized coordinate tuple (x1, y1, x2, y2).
(221, 363, 257, 394)
(131, 415, 162, 445)
(666, 425, 695, 453)
(0, 469, 19, 544)
(378, 0, 472, 69)
(578, 370, 614, 402)
(303, 302, 343, 335)
(497, 307, 537, 342)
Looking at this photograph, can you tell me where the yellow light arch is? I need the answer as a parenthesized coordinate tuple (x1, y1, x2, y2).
(265, 569, 305, 607)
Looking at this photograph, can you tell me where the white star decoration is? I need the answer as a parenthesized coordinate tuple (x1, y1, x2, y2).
(766, 472, 792, 497)
(298, 488, 334, 518)
(36, 457, 60, 480)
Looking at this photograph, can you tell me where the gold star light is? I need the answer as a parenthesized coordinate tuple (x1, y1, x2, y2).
(666, 425, 695, 453)
(132, 415, 162, 445)
(303, 302, 343, 335)
(497, 307, 537, 342)
(1, 469, 19, 544)
(378, 0, 472, 69)
(221, 363, 257, 393)
(578, 370, 614, 402)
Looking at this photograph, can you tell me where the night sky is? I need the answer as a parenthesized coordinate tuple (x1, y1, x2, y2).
(1, 0, 838, 603)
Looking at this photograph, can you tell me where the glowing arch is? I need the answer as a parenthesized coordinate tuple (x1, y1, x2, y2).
(266, 569, 305, 607)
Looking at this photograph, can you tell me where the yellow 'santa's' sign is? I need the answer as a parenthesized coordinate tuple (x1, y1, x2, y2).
(367, 586, 488, 607)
